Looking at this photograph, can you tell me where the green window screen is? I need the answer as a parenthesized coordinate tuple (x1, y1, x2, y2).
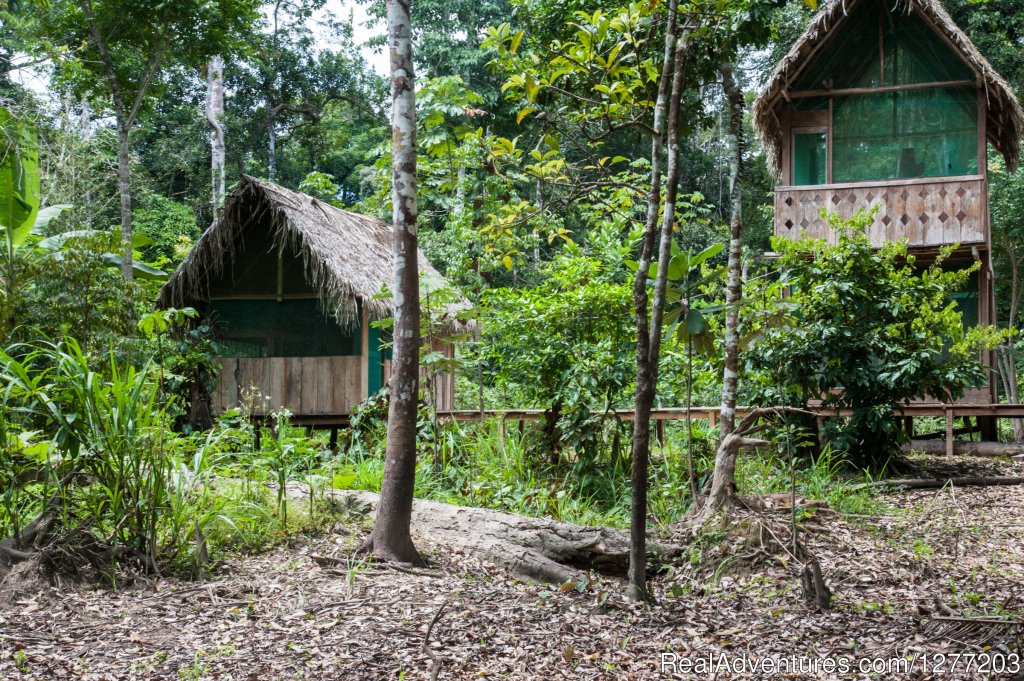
(832, 87, 977, 182)
(793, 132, 827, 185)
(367, 324, 382, 396)
(949, 269, 979, 329)
(794, 0, 974, 90)
(206, 299, 360, 358)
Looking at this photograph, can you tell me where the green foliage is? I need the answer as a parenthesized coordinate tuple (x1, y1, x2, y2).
(747, 209, 1003, 466)
(481, 253, 634, 458)
(0, 106, 39, 251)
(11, 228, 155, 354)
(36, 0, 259, 115)
(297, 171, 343, 207)
(0, 339, 173, 570)
(133, 193, 201, 267)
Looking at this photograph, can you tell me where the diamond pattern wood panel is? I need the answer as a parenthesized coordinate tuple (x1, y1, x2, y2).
(775, 178, 985, 248)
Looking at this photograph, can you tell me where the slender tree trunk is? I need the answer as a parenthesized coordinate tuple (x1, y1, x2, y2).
(368, 0, 422, 565)
(701, 62, 746, 516)
(206, 55, 226, 214)
(267, 104, 277, 182)
(627, 2, 684, 603)
(1003, 253, 1023, 441)
(116, 123, 133, 281)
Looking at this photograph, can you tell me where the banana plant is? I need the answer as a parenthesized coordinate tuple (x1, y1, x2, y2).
(1, 108, 166, 338)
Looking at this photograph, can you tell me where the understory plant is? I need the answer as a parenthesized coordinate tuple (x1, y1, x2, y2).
(0, 339, 230, 577)
(746, 209, 1004, 467)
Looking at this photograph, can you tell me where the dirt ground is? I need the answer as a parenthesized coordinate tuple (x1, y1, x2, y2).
(1, 454, 1023, 680)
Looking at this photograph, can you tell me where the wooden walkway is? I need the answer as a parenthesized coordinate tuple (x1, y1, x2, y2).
(438, 404, 1024, 422)
(437, 404, 1024, 456)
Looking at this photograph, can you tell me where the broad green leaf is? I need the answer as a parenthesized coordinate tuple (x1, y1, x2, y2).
(101, 253, 168, 280)
(132, 232, 154, 248)
(516, 107, 537, 124)
(685, 308, 707, 335)
(689, 242, 724, 269)
(0, 108, 40, 250)
(30, 204, 72, 234)
(524, 73, 539, 102)
(509, 30, 524, 55)
(36, 229, 101, 250)
(667, 252, 689, 280)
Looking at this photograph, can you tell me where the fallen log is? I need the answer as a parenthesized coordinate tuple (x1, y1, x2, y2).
(905, 439, 1024, 458)
(851, 476, 1024, 491)
(291, 486, 681, 584)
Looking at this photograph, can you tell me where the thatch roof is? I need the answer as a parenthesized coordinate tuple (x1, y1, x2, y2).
(157, 175, 469, 330)
(752, 0, 1024, 177)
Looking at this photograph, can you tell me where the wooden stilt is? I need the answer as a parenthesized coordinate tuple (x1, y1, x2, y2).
(656, 420, 666, 446)
(903, 416, 913, 439)
(977, 415, 998, 442)
(946, 409, 955, 457)
(329, 427, 339, 451)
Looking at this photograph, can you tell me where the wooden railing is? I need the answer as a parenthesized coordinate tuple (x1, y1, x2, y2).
(774, 175, 986, 249)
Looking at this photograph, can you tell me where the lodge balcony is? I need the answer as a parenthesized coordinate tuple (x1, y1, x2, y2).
(773, 175, 986, 250)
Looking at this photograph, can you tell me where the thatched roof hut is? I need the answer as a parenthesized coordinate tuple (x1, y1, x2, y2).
(157, 174, 467, 329)
(753, 0, 1024, 178)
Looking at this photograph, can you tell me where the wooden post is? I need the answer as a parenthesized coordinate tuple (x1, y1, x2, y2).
(946, 409, 955, 457)
(903, 415, 913, 439)
(498, 416, 506, 447)
(329, 427, 339, 452)
(656, 419, 666, 446)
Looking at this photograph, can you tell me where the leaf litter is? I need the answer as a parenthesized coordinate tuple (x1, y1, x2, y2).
(0, 453, 1022, 679)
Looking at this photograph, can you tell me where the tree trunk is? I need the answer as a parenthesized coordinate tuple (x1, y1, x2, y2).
(116, 123, 133, 281)
(369, 0, 422, 565)
(1001, 254, 1023, 441)
(701, 62, 746, 518)
(627, 2, 682, 603)
(206, 55, 226, 214)
(266, 103, 277, 182)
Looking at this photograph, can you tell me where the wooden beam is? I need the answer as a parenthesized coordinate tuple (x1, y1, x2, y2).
(788, 79, 976, 99)
(776, 174, 983, 192)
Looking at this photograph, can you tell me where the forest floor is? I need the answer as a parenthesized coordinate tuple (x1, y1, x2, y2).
(1, 454, 1023, 680)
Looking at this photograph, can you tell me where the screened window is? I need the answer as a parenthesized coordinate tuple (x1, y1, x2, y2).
(786, 0, 981, 184)
(832, 87, 977, 182)
(793, 131, 827, 185)
(206, 299, 360, 358)
(950, 268, 979, 329)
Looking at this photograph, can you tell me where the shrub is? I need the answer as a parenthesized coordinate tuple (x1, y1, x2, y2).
(746, 209, 1003, 467)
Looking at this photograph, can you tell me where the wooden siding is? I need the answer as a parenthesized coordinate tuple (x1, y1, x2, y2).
(215, 351, 457, 417)
(774, 176, 985, 248)
(215, 356, 363, 416)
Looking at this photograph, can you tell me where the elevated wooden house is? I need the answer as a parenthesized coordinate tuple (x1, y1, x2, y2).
(753, 0, 1024, 435)
(157, 175, 464, 427)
